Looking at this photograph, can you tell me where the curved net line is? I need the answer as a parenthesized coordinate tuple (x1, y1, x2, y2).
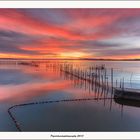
(8, 97, 114, 131)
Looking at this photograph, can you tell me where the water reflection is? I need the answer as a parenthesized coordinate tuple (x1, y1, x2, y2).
(0, 60, 140, 131)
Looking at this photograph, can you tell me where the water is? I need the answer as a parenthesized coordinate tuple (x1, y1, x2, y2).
(0, 60, 140, 131)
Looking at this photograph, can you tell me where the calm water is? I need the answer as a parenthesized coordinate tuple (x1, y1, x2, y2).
(0, 60, 140, 131)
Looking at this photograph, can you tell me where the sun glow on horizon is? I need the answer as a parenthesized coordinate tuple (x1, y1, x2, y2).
(60, 52, 88, 59)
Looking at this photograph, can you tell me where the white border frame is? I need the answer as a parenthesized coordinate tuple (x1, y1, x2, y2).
(0, 1, 140, 139)
(0, 132, 140, 139)
(0, 1, 140, 8)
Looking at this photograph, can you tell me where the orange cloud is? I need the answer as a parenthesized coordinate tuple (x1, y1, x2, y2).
(0, 9, 93, 40)
(0, 9, 140, 59)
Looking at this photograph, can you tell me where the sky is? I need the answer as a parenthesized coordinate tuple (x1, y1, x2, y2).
(0, 9, 140, 59)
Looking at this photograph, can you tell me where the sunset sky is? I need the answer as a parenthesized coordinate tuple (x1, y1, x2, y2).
(0, 9, 140, 59)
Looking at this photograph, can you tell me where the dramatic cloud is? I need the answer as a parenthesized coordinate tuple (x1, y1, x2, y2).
(0, 9, 140, 59)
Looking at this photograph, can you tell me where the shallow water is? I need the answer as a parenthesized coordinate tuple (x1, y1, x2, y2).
(0, 60, 140, 131)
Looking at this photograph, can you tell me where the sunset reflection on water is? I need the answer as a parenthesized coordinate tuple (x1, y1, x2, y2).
(0, 60, 140, 131)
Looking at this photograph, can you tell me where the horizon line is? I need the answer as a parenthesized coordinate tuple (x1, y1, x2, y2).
(0, 58, 140, 61)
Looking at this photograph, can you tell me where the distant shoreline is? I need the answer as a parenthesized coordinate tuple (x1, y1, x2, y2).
(0, 58, 140, 61)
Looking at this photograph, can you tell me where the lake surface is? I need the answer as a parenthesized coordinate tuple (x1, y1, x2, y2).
(0, 60, 140, 131)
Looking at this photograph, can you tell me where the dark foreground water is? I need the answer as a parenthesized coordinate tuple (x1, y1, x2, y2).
(0, 60, 140, 131)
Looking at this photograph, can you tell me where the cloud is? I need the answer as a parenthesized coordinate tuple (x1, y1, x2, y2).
(0, 9, 140, 59)
(0, 30, 41, 55)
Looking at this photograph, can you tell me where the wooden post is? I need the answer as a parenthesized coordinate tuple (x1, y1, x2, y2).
(116, 79, 117, 88)
(111, 68, 113, 88)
